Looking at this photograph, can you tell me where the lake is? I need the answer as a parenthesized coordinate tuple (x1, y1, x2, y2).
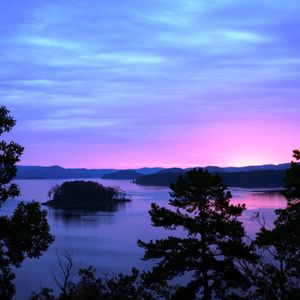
(1, 179, 287, 299)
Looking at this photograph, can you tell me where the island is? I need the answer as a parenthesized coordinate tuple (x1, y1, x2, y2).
(43, 180, 130, 210)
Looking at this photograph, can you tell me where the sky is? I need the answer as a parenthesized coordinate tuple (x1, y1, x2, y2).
(1, 0, 300, 168)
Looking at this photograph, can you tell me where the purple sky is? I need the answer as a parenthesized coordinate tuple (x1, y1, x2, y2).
(1, 0, 300, 168)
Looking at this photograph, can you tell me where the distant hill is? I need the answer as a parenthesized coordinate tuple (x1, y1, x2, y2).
(158, 168, 185, 173)
(219, 169, 286, 188)
(15, 165, 161, 179)
(135, 167, 164, 175)
(16, 166, 116, 179)
(15, 163, 291, 181)
(135, 170, 186, 186)
(102, 170, 143, 180)
(135, 168, 288, 188)
(205, 163, 290, 173)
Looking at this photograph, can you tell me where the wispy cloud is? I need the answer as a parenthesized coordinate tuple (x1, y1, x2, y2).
(1, 0, 300, 167)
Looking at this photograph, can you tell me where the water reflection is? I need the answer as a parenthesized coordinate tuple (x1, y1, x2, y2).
(231, 189, 286, 210)
(48, 208, 83, 225)
(47, 202, 126, 225)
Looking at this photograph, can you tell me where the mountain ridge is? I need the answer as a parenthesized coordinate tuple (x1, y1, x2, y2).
(15, 163, 291, 180)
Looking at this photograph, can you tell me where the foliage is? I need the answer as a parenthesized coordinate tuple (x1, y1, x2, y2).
(249, 150, 300, 299)
(0, 106, 23, 206)
(46, 181, 129, 209)
(0, 106, 54, 299)
(30, 261, 157, 300)
(138, 168, 254, 300)
(282, 149, 300, 202)
(66, 267, 155, 300)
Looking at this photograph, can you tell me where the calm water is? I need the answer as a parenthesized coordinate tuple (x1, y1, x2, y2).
(1, 179, 287, 299)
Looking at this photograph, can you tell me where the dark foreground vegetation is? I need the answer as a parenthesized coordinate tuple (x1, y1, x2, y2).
(1, 106, 299, 299)
(43, 181, 130, 210)
(0, 106, 54, 299)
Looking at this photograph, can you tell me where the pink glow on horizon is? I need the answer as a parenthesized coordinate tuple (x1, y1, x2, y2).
(19, 118, 296, 169)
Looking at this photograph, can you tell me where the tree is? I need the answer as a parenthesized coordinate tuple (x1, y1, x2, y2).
(252, 150, 300, 299)
(0, 106, 23, 205)
(282, 149, 300, 202)
(138, 168, 253, 300)
(0, 106, 54, 299)
(30, 252, 157, 300)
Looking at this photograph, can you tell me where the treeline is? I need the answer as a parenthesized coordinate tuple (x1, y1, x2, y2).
(135, 169, 286, 187)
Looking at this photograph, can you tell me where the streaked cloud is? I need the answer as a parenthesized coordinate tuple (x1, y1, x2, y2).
(1, 0, 300, 167)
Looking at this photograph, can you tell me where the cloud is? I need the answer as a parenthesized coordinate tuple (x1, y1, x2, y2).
(1, 0, 300, 167)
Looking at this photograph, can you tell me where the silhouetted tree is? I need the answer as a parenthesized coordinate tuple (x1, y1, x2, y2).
(138, 168, 253, 300)
(0, 106, 54, 299)
(283, 149, 300, 201)
(0, 106, 23, 205)
(30, 258, 157, 300)
(252, 150, 300, 299)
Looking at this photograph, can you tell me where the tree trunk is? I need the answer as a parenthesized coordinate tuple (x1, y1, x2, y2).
(201, 224, 211, 299)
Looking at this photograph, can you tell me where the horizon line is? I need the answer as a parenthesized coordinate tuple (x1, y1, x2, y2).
(17, 161, 291, 170)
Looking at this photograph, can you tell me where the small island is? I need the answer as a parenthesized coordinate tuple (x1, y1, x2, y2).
(43, 180, 130, 210)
